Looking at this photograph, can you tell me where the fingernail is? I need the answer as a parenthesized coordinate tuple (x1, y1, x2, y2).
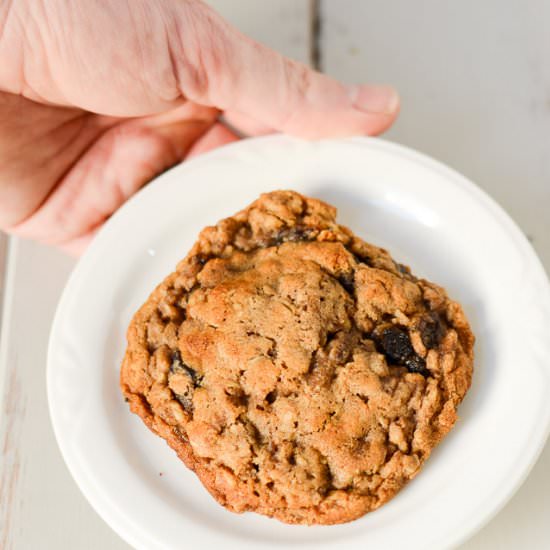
(348, 84, 399, 115)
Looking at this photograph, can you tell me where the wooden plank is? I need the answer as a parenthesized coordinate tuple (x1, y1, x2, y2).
(0, 240, 124, 550)
(0, 233, 7, 331)
(205, 0, 311, 64)
(0, 2, 311, 548)
(319, 2, 550, 549)
(320, 0, 550, 271)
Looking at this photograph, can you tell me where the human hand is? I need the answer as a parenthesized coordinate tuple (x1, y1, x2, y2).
(0, 0, 399, 254)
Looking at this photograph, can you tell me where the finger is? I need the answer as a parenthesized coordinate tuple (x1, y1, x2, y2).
(0, 92, 113, 228)
(169, 2, 400, 138)
(9, 104, 217, 246)
(57, 116, 233, 255)
(1, 1, 398, 137)
(186, 123, 240, 158)
(58, 121, 238, 255)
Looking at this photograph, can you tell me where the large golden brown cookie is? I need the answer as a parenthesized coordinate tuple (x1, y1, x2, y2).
(121, 190, 474, 525)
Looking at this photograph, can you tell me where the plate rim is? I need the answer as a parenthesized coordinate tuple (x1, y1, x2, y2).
(47, 134, 550, 550)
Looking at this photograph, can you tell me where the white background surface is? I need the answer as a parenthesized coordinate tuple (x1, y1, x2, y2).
(1, 1, 549, 549)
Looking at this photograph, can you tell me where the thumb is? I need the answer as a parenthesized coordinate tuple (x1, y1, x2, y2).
(0, 0, 397, 137)
(176, 3, 399, 138)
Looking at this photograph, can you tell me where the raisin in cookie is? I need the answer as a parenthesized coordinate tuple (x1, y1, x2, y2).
(121, 190, 474, 525)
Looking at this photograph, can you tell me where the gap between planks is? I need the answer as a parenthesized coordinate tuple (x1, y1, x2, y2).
(309, 0, 323, 70)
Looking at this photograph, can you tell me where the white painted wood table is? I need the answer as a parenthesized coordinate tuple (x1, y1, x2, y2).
(1, 1, 549, 548)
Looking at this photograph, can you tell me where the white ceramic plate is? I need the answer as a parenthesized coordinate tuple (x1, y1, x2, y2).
(48, 136, 550, 550)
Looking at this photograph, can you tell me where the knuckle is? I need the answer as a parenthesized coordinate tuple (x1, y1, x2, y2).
(275, 59, 314, 131)
(166, 3, 230, 106)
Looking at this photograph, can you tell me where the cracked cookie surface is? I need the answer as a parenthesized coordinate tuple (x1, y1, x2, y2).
(120, 190, 474, 525)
